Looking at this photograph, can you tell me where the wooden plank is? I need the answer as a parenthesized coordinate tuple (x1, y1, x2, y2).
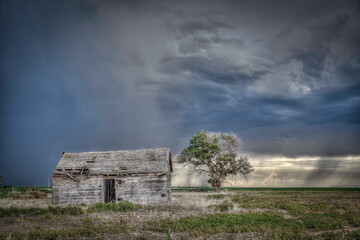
(52, 148, 172, 206)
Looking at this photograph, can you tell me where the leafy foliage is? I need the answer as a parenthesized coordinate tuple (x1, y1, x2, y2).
(177, 131, 253, 191)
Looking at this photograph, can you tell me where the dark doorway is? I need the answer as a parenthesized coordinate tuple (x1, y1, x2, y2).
(104, 179, 115, 203)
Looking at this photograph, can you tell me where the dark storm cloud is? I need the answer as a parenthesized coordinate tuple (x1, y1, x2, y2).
(176, 19, 232, 36)
(178, 36, 212, 54)
(160, 56, 268, 85)
(175, 36, 245, 55)
(1, 0, 360, 186)
(0, 0, 173, 185)
(293, 13, 350, 79)
(295, 51, 328, 79)
(163, 8, 233, 37)
(210, 36, 245, 46)
(337, 61, 360, 82)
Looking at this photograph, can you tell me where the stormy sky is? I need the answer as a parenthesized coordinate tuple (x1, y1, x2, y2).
(1, 0, 359, 187)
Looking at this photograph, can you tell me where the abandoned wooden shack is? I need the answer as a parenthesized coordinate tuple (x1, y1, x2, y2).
(52, 148, 172, 205)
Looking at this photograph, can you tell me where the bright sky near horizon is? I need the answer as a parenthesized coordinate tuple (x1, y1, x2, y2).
(1, 0, 359, 187)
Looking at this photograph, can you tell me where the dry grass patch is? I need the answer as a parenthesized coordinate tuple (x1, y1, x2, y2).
(0, 189, 359, 239)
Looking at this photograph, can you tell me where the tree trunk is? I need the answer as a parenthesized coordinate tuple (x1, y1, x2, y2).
(214, 181, 221, 192)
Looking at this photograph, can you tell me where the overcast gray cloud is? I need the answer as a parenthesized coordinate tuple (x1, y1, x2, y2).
(0, 0, 359, 186)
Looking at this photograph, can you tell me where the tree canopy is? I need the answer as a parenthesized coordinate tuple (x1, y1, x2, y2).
(177, 131, 253, 192)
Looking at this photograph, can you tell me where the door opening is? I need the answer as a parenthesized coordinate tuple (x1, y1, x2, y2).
(104, 179, 115, 203)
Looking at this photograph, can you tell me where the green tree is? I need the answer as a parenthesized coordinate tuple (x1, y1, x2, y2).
(177, 131, 253, 192)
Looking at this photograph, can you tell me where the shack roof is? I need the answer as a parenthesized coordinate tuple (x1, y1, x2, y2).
(53, 148, 172, 176)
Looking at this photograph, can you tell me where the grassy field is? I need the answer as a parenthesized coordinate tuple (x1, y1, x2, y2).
(0, 187, 52, 199)
(0, 188, 359, 239)
(172, 187, 360, 192)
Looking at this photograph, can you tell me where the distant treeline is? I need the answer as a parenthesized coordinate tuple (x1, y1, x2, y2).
(172, 187, 360, 191)
(2, 186, 360, 192)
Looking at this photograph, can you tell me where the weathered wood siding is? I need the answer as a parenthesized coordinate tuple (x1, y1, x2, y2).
(53, 175, 171, 205)
(52, 176, 103, 205)
(52, 148, 172, 205)
(115, 174, 170, 204)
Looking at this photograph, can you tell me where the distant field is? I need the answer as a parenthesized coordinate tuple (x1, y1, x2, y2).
(0, 187, 52, 199)
(0, 187, 359, 239)
(172, 187, 360, 191)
